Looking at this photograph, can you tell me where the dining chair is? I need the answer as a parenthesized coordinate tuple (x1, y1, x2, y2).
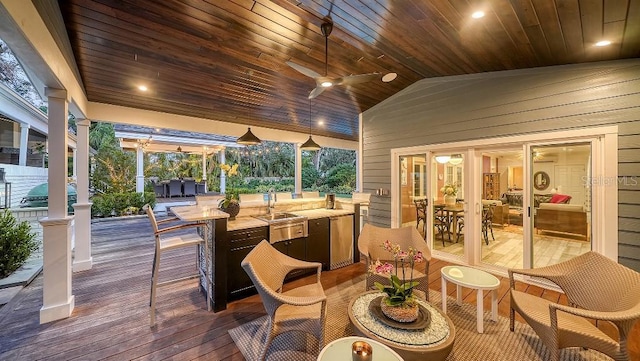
(152, 181, 166, 198)
(242, 240, 327, 360)
(481, 204, 495, 245)
(414, 198, 427, 238)
(167, 179, 183, 197)
(183, 179, 196, 197)
(144, 205, 206, 326)
(434, 205, 450, 246)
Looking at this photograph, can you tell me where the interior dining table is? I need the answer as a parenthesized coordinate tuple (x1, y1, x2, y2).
(434, 203, 465, 240)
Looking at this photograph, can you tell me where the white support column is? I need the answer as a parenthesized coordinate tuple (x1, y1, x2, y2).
(295, 144, 302, 194)
(219, 150, 226, 194)
(40, 87, 74, 324)
(19, 123, 30, 166)
(73, 119, 92, 272)
(72, 148, 77, 181)
(136, 146, 144, 193)
(202, 150, 208, 194)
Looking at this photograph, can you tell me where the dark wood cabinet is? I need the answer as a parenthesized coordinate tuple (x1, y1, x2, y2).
(306, 217, 330, 270)
(274, 237, 308, 280)
(227, 226, 268, 300)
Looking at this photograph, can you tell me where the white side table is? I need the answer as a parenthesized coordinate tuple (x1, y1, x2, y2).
(318, 336, 404, 361)
(440, 265, 500, 333)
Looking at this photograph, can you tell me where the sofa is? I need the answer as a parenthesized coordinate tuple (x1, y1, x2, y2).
(535, 203, 588, 239)
(502, 192, 576, 228)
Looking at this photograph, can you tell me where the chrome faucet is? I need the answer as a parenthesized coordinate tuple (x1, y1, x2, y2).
(267, 188, 277, 214)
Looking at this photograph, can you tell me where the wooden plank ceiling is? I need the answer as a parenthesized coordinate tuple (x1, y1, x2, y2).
(57, 0, 640, 141)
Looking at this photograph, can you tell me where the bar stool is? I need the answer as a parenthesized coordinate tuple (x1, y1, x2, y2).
(145, 205, 205, 326)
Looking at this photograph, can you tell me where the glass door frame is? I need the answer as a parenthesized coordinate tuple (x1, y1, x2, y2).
(390, 125, 619, 271)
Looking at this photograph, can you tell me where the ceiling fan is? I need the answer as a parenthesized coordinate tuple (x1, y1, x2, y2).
(286, 18, 397, 99)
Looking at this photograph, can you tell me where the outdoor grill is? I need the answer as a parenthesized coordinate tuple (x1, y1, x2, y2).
(20, 183, 77, 213)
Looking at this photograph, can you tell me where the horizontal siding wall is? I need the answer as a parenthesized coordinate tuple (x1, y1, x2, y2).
(361, 59, 640, 269)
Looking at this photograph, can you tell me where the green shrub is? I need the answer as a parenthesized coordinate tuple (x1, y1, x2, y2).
(0, 210, 37, 278)
(91, 192, 156, 217)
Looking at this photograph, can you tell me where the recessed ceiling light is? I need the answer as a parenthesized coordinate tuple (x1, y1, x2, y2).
(595, 40, 611, 47)
(138, 85, 148, 91)
(471, 11, 485, 19)
(318, 120, 324, 126)
(382, 73, 398, 82)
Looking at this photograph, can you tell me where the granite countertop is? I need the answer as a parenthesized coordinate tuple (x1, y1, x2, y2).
(227, 208, 355, 231)
(227, 217, 269, 231)
(290, 208, 354, 219)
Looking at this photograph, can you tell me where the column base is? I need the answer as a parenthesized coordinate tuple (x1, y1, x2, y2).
(40, 295, 75, 324)
(72, 202, 92, 272)
(73, 257, 93, 272)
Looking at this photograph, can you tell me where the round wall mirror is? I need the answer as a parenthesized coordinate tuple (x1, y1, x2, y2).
(533, 171, 550, 191)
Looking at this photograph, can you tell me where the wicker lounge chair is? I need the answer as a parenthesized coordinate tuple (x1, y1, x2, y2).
(241, 240, 327, 361)
(358, 223, 432, 300)
(509, 251, 640, 361)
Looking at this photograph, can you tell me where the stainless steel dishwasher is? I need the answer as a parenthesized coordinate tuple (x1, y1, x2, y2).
(329, 215, 354, 270)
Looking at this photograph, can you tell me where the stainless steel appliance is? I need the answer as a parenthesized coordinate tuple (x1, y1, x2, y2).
(329, 215, 353, 270)
(325, 193, 336, 209)
(253, 212, 308, 244)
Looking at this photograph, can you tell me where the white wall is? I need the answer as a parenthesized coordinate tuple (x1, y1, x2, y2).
(2, 164, 48, 207)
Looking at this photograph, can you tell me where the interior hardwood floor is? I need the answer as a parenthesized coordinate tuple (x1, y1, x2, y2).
(422, 222, 592, 269)
(0, 217, 637, 360)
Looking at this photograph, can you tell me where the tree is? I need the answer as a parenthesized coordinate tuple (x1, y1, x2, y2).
(0, 39, 45, 109)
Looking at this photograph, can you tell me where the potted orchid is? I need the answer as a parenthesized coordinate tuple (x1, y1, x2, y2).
(370, 240, 425, 322)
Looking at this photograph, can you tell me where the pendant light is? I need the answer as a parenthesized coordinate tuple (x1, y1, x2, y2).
(448, 154, 463, 165)
(236, 71, 262, 145)
(300, 99, 321, 151)
(236, 127, 261, 145)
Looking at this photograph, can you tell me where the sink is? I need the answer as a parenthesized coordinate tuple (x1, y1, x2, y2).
(253, 212, 303, 222)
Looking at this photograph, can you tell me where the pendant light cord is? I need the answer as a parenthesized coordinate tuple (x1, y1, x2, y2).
(308, 99, 312, 136)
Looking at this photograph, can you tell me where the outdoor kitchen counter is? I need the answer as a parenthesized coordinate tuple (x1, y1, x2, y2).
(227, 216, 269, 231)
(226, 209, 355, 231)
(170, 205, 229, 312)
(289, 208, 354, 219)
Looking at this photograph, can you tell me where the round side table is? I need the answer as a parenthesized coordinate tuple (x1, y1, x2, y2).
(440, 265, 500, 333)
(317, 336, 403, 361)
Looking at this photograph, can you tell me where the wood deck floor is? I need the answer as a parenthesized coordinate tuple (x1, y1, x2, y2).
(0, 217, 638, 360)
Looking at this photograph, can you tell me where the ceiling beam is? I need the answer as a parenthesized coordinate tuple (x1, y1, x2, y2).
(88, 102, 358, 150)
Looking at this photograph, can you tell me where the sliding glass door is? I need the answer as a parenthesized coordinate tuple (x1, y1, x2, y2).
(530, 143, 592, 268)
(477, 148, 525, 269)
(391, 126, 616, 274)
(398, 154, 428, 232)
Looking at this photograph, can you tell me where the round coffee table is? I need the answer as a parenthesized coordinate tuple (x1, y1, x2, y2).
(440, 265, 500, 333)
(348, 291, 455, 361)
(317, 336, 403, 361)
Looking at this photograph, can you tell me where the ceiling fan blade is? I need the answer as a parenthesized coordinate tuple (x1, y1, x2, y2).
(308, 86, 327, 99)
(286, 61, 322, 79)
(337, 73, 382, 86)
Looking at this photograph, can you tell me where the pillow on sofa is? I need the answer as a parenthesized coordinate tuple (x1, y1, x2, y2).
(550, 194, 571, 204)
